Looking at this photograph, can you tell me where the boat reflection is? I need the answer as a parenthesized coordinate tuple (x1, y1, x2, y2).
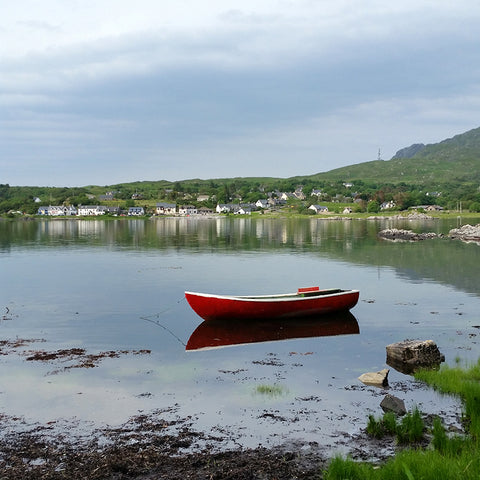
(186, 311, 359, 351)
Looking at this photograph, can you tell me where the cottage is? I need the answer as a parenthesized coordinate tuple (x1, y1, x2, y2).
(216, 204, 231, 213)
(380, 201, 396, 210)
(255, 199, 269, 209)
(156, 203, 176, 215)
(308, 205, 329, 214)
(268, 198, 283, 207)
(128, 206, 145, 216)
(178, 205, 197, 216)
(198, 207, 214, 215)
(411, 205, 444, 212)
(105, 206, 121, 215)
(196, 195, 210, 202)
(77, 205, 108, 216)
(98, 193, 115, 201)
(294, 188, 305, 200)
(233, 206, 251, 215)
(343, 207, 353, 214)
(37, 205, 78, 216)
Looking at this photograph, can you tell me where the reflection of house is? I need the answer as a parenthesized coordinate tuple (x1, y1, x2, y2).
(156, 203, 176, 215)
(308, 205, 329, 214)
(380, 201, 396, 210)
(128, 206, 145, 216)
(77, 205, 107, 216)
(179, 205, 197, 215)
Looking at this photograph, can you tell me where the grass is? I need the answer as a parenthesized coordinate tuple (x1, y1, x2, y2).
(254, 384, 287, 397)
(366, 408, 424, 444)
(323, 358, 480, 479)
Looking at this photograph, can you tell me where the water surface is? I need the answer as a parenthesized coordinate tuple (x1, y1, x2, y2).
(1, 217, 479, 453)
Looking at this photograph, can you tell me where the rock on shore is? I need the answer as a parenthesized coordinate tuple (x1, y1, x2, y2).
(448, 224, 480, 243)
(378, 228, 440, 241)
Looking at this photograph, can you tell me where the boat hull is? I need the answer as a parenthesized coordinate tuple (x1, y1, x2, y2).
(185, 288, 359, 322)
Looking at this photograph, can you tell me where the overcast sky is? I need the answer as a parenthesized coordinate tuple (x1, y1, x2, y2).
(1, 1, 480, 187)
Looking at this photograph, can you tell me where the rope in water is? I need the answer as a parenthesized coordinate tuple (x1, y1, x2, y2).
(139, 296, 187, 347)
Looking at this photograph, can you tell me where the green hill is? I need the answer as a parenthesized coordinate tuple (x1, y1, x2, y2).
(301, 126, 480, 186)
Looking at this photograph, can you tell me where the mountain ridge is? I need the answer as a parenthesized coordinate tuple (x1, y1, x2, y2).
(299, 126, 480, 186)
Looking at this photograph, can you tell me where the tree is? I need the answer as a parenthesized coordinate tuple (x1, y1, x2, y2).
(469, 201, 480, 213)
(367, 200, 380, 213)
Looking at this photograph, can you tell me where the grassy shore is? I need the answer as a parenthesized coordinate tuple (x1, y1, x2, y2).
(323, 358, 480, 479)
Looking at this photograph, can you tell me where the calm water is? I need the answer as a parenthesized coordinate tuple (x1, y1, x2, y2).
(1, 216, 479, 453)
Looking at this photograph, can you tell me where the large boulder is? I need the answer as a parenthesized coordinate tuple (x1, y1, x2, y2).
(386, 339, 445, 374)
(448, 224, 480, 243)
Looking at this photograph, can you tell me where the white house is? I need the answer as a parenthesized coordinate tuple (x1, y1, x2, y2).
(308, 205, 329, 214)
(156, 203, 176, 215)
(37, 205, 78, 216)
(216, 204, 231, 213)
(233, 206, 251, 215)
(255, 199, 269, 209)
(178, 205, 197, 215)
(128, 206, 145, 216)
(77, 205, 107, 216)
(280, 192, 295, 201)
(380, 201, 396, 210)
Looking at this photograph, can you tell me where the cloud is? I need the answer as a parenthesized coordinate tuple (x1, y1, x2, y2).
(1, 1, 480, 185)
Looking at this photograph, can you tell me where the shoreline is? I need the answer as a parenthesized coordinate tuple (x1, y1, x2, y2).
(0, 334, 468, 479)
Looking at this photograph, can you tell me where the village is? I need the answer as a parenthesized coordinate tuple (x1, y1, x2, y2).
(35, 187, 443, 217)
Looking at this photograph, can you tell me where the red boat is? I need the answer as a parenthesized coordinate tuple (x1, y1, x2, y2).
(185, 287, 359, 322)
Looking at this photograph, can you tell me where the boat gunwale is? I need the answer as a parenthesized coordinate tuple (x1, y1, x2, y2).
(185, 289, 359, 303)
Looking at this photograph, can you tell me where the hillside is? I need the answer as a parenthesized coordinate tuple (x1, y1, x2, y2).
(2, 126, 480, 215)
(301, 126, 480, 186)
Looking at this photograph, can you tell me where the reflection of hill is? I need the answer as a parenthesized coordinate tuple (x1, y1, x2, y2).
(1, 217, 479, 295)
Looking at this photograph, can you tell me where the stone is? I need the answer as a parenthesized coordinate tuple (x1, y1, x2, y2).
(378, 228, 439, 242)
(380, 394, 407, 415)
(448, 224, 480, 243)
(386, 339, 445, 374)
(358, 368, 389, 387)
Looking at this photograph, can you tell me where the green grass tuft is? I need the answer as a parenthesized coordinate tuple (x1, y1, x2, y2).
(324, 357, 480, 479)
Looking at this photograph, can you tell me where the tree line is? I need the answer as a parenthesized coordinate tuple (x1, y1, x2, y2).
(1, 179, 480, 215)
